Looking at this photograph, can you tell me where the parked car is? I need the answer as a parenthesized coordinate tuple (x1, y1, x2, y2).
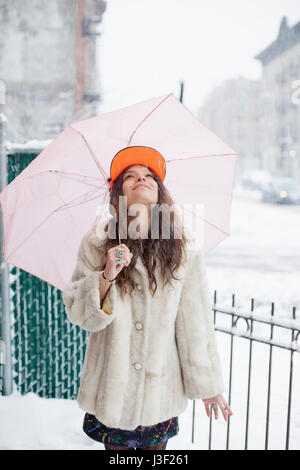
(261, 177, 300, 204)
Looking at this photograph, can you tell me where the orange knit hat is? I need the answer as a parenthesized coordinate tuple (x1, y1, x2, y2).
(109, 146, 166, 190)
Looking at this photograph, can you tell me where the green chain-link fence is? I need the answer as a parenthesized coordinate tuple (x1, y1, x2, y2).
(0, 151, 89, 398)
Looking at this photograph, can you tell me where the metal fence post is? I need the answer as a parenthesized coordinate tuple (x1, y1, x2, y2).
(0, 112, 12, 395)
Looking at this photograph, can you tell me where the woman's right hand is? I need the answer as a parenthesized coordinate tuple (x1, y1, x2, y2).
(103, 244, 133, 281)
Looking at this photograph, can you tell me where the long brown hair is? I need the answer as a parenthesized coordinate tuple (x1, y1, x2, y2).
(103, 164, 188, 299)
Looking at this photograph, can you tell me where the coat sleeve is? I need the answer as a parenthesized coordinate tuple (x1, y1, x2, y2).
(61, 230, 118, 332)
(175, 247, 225, 400)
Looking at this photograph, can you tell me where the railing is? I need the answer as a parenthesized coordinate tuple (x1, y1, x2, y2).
(189, 291, 300, 450)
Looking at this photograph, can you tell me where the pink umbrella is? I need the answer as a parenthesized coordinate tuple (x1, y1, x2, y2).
(0, 93, 238, 291)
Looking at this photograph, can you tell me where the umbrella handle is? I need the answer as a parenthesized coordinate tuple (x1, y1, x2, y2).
(118, 222, 121, 246)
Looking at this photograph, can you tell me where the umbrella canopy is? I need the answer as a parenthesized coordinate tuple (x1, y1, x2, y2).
(0, 93, 238, 291)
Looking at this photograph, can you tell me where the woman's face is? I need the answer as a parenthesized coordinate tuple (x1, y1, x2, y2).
(122, 165, 158, 209)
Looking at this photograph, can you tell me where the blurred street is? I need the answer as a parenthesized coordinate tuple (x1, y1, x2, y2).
(207, 184, 300, 313)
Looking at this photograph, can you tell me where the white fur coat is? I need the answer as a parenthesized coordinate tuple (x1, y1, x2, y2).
(62, 217, 225, 430)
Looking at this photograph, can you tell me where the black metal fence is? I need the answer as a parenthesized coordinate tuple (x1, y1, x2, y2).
(189, 291, 300, 450)
(9, 265, 88, 399)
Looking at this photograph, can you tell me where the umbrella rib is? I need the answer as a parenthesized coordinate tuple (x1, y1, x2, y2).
(51, 185, 105, 212)
(4, 186, 106, 262)
(180, 205, 230, 237)
(166, 153, 238, 162)
(48, 169, 103, 181)
(48, 170, 107, 189)
(55, 192, 105, 211)
(168, 181, 233, 194)
(127, 93, 173, 145)
(1, 169, 105, 192)
(171, 93, 238, 155)
(69, 125, 109, 182)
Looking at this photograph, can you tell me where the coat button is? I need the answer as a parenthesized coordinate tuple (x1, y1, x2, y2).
(134, 362, 142, 370)
(135, 322, 143, 330)
(136, 284, 142, 290)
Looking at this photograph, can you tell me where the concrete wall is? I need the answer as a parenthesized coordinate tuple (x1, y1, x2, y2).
(0, 0, 106, 142)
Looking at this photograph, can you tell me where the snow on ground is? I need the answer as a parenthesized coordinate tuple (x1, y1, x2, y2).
(0, 388, 226, 450)
(0, 185, 299, 450)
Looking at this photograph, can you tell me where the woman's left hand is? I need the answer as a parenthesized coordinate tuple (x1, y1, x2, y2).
(202, 394, 233, 422)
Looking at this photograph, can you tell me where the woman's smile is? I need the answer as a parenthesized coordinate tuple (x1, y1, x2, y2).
(134, 184, 150, 190)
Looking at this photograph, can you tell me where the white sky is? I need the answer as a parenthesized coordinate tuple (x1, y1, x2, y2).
(98, 0, 300, 116)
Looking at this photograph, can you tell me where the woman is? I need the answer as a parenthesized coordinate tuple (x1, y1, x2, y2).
(62, 146, 233, 450)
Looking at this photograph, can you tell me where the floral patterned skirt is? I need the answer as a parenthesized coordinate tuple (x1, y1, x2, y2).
(83, 412, 179, 448)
